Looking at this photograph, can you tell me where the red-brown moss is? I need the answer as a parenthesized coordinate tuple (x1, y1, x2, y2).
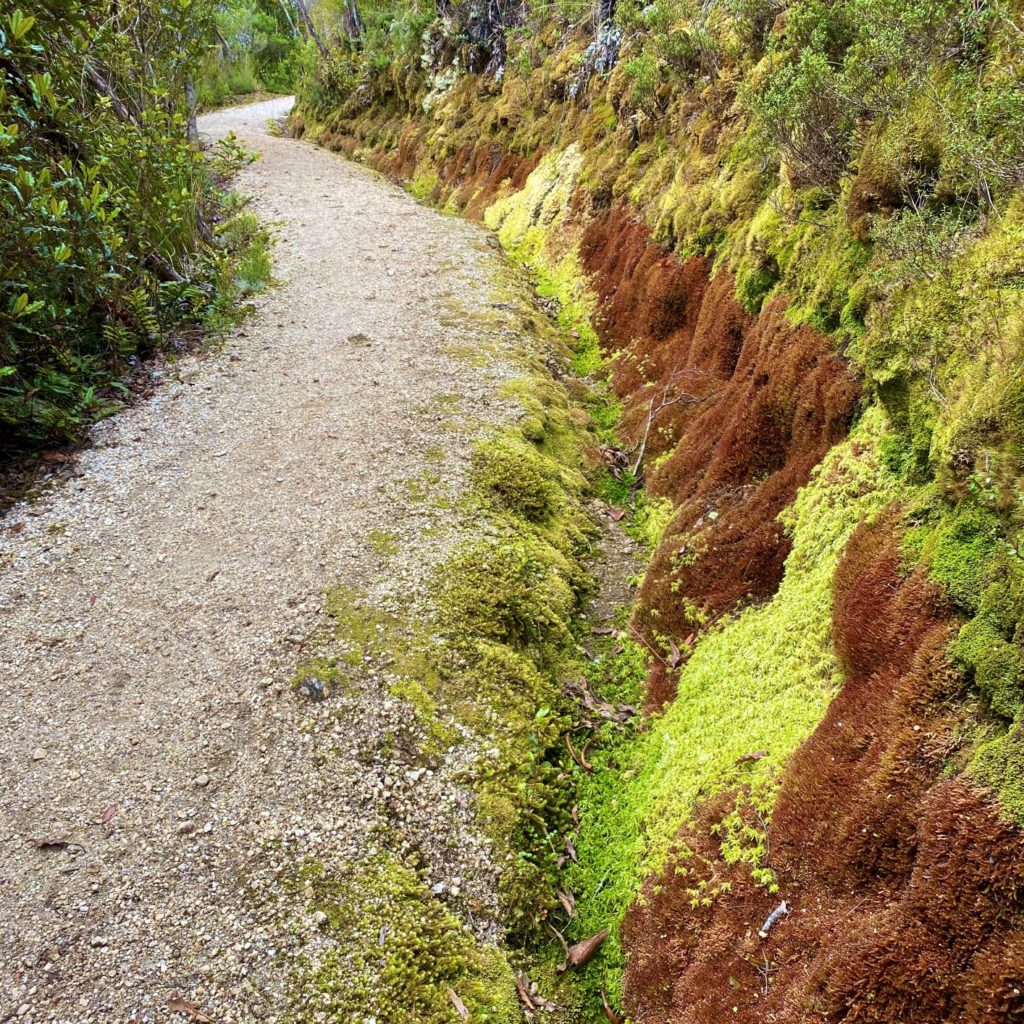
(579, 207, 859, 695)
(621, 518, 1024, 1024)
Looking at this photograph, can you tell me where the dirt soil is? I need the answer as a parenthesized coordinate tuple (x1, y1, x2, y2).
(0, 96, 565, 1023)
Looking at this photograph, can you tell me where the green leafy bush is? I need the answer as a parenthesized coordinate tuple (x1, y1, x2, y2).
(0, 4, 270, 450)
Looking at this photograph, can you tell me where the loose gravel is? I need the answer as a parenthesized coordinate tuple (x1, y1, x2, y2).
(0, 96, 555, 1023)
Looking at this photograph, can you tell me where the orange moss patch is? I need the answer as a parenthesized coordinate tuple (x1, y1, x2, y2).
(621, 517, 1024, 1023)
(580, 207, 858, 692)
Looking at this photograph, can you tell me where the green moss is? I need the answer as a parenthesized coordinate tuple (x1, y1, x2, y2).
(368, 528, 401, 556)
(970, 723, 1024, 825)
(323, 585, 396, 668)
(288, 853, 519, 1024)
(471, 434, 556, 521)
(905, 502, 1002, 614)
(951, 569, 1024, 721)
(734, 260, 779, 314)
(568, 410, 897, 1004)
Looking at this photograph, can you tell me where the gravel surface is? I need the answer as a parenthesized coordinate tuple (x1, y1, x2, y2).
(0, 96, 550, 1023)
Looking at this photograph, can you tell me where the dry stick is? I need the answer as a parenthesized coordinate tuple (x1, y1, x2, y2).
(630, 364, 716, 476)
(565, 733, 593, 773)
(276, 0, 299, 37)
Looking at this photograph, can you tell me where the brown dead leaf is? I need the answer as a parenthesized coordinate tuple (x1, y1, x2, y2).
(448, 988, 468, 1020)
(592, 626, 617, 636)
(40, 451, 70, 464)
(736, 750, 768, 765)
(601, 988, 623, 1024)
(29, 836, 84, 853)
(557, 929, 608, 973)
(564, 836, 578, 863)
(98, 803, 118, 824)
(557, 888, 576, 918)
(668, 637, 684, 668)
(608, 506, 626, 522)
(167, 995, 215, 1022)
(514, 972, 537, 1018)
(10, 521, 25, 534)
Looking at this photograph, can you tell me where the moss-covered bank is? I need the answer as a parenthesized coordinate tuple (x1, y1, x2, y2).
(290, 4, 1024, 1018)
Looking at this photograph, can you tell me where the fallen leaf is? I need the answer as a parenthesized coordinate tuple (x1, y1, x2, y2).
(10, 521, 25, 534)
(40, 450, 70, 464)
(736, 750, 768, 765)
(608, 506, 625, 522)
(601, 988, 623, 1024)
(514, 972, 557, 1015)
(167, 995, 215, 1022)
(557, 888, 576, 918)
(88, 594, 97, 608)
(668, 637, 683, 668)
(99, 803, 118, 824)
(557, 929, 608, 973)
(592, 626, 617, 636)
(564, 836, 578, 863)
(448, 988, 468, 1020)
(514, 972, 537, 1018)
(28, 836, 84, 853)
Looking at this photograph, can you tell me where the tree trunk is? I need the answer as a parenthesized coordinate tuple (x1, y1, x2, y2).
(294, 0, 330, 59)
(342, 0, 364, 42)
(185, 77, 199, 145)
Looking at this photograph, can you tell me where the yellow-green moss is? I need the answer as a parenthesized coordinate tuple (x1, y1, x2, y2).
(569, 409, 898, 1004)
(287, 853, 520, 1024)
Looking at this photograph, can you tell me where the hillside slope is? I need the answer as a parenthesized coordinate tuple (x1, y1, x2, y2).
(294, 2, 1024, 1019)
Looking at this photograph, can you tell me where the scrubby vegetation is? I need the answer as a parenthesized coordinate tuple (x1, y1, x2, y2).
(195, 0, 305, 109)
(293, 0, 1024, 1019)
(0, 2, 285, 458)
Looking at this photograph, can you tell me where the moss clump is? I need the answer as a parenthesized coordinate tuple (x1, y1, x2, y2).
(952, 573, 1024, 722)
(429, 418, 595, 934)
(970, 724, 1024, 825)
(906, 502, 1002, 613)
(288, 854, 519, 1024)
(436, 537, 576, 651)
(470, 434, 556, 521)
(569, 409, 897, 1004)
(323, 585, 397, 668)
(368, 529, 401, 556)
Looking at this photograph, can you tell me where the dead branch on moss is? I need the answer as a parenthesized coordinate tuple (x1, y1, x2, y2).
(600, 988, 623, 1024)
(631, 369, 718, 476)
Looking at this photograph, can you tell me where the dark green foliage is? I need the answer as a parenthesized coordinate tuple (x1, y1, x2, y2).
(0, 3, 273, 451)
(196, 0, 304, 108)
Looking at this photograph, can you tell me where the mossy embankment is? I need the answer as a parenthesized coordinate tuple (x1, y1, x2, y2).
(291, 5, 1024, 1019)
(282, 265, 625, 1021)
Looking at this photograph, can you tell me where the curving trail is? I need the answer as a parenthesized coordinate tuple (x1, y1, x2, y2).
(1, 97, 541, 1023)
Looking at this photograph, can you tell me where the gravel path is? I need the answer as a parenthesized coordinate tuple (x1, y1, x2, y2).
(0, 96, 549, 1023)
